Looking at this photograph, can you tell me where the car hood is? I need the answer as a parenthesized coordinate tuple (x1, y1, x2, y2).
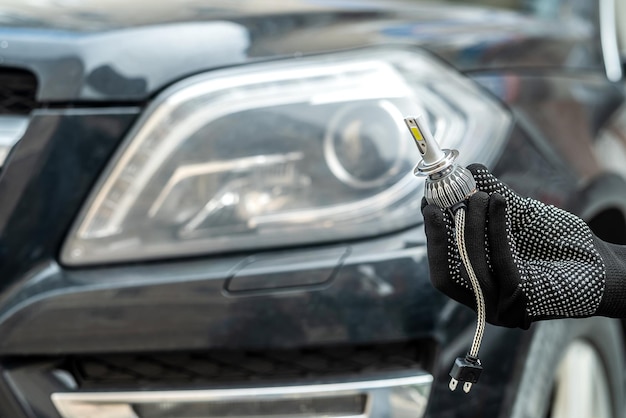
(0, 0, 603, 101)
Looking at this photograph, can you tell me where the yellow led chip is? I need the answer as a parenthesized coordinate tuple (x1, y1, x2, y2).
(410, 126, 424, 142)
(404, 116, 428, 155)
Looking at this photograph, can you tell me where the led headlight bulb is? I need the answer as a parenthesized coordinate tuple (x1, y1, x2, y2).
(405, 115, 484, 394)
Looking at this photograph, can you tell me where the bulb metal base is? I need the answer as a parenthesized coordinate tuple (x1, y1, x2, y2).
(413, 148, 459, 177)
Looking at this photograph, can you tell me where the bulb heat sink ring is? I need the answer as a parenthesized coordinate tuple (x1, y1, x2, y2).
(424, 165, 476, 209)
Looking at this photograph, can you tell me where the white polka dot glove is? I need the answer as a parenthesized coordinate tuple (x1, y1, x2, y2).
(421, 164, 626, 329)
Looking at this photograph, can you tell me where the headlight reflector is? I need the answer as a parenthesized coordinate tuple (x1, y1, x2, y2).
(62, 49, 510, 264)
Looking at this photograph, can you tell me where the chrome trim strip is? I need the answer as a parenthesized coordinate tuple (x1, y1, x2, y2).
(600, 0, 622, 82)
(52, 373, 433, 418)
(53, 374, 432, 401)
(0, 116, 29, 167)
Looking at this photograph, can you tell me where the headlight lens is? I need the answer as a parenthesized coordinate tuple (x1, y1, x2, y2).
(62, 49, 510, 265)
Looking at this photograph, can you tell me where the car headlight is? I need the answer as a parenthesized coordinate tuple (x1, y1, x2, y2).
(61, 48, 511, 265)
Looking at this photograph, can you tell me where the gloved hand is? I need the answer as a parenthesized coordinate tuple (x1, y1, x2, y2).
(422, 164, 626, 329)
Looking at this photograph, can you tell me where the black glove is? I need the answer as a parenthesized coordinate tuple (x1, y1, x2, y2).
(422, 164, 626, 329)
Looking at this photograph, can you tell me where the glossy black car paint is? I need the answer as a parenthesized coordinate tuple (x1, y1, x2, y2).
(0, 1, 622, 418)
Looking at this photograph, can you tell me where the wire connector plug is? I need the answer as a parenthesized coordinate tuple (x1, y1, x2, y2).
(449, 356, 483, 393)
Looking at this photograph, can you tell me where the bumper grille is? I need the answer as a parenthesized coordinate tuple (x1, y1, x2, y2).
(0, 68, 37, 115)
(64, 340, 435, 389)
(51, 374, 433, 418)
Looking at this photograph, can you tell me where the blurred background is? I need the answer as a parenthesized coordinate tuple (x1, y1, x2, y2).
(0, 1, 624, 417)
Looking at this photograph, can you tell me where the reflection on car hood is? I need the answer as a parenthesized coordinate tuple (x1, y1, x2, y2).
(0, 0, 601, 101)
(0, 0, 383, 31)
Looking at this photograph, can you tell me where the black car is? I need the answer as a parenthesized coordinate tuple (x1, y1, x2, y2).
(0, 0, 625, 417)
